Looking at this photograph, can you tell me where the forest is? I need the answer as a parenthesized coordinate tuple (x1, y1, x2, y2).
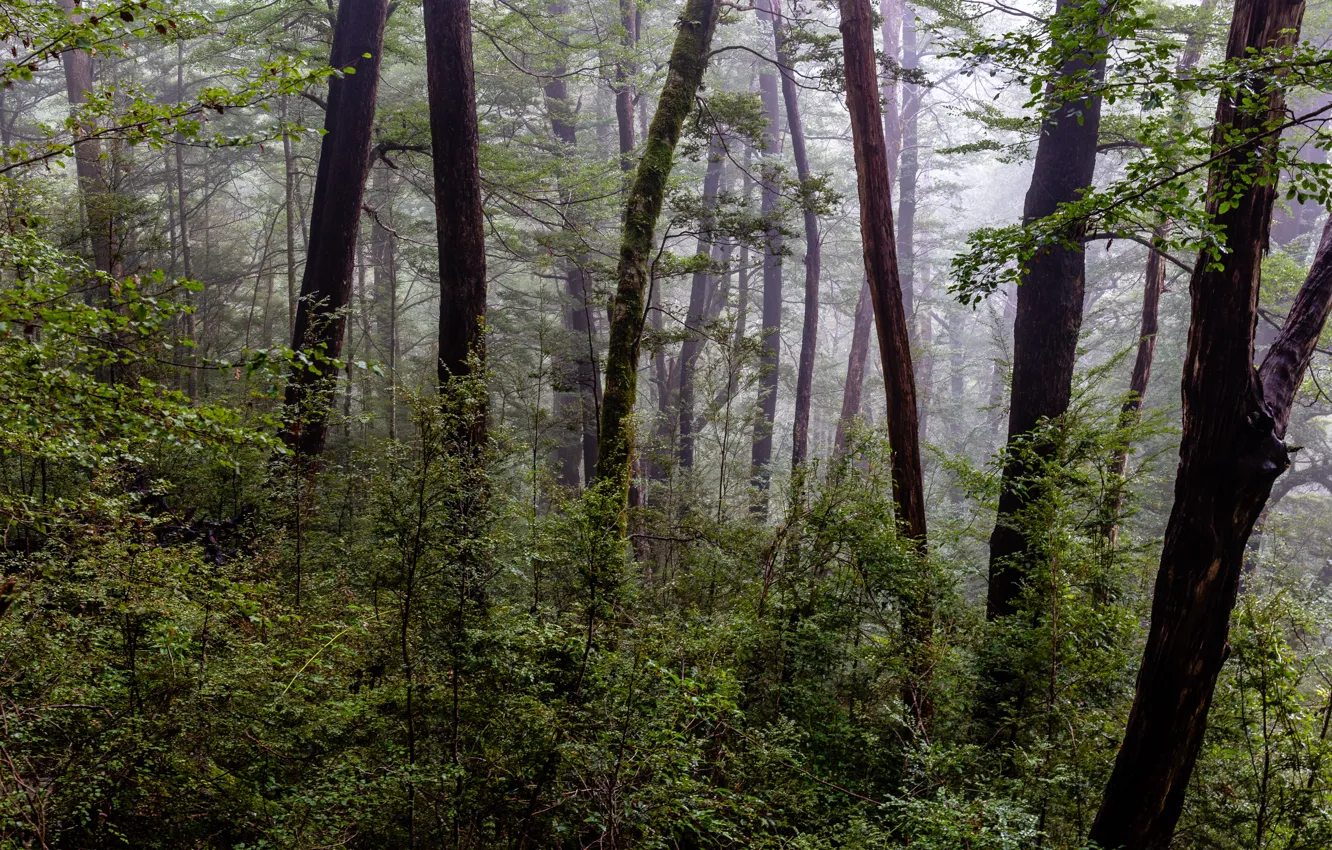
(2, 0, 1332, 844)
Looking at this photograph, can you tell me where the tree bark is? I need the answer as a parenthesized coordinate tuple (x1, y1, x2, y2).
(773, 0, 823, 471)
(898, 8, 922, 390)
(678, 135, 728, 471)
(838, 0, 926, 544)
(426, 0, 488, 404)
(751, 23, 785, 499)
(614, 0, 637, 176)
(175, 44, 197, 400)
(282, 0, 389, 457)
(594, 0, 723, 513)
(986, 0, 1106, 619)
(370, 165, 399, 440)
(58, 0, 115, 283)
(1089, 0, 1325, 844)
(283, 95, 300, 342)
(543, 4, 599, 485)
(835, 0, 902, 455)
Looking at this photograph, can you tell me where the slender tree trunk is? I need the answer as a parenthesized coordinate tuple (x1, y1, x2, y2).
(370, 166, 399, 440)
(283, 96, 300, 341)
(986, 0, 1106, 619)
(425, 0, 488, 407)
(282, 0, 390, 457)
(773, 0, 823, 470)
(840, 0, 930, 724)
(175, 45, 198, 400)
(1089, 1, 1330, 843)
(838, 0, 925, 542)
(678, 135, 728, 470)
(594, 0, 723, 515)
(898, 8, 923, 395)
(614, 0, 637, 176)
(751, 27, 785, 499)
(835, 0, 902, 454)
(1103, 1, 1212, 546)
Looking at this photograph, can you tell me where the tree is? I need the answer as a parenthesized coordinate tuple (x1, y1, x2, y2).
(1088, 0, 1332, 842)
(425, 0, 487, 428)
(283, 0, 390, 457)
(595, 0, 723, 513)
(986, 0, 1106, 619)
(773, 0, 823, 470)
(837, 0, 925, 543)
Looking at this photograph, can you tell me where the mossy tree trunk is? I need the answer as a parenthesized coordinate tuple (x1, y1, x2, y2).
(594, 0, 723, 516)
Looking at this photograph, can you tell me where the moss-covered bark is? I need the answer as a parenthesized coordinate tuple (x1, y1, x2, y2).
(593, 0, 722, 514)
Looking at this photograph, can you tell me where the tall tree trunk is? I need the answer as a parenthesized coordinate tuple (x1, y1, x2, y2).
(594, 0, 723, 514)
(425, 0, 488, 405)
(840, 0, 930, 723)
(543, 27, 599, 486)
(898, 7, 922, 377)
(1103, 0, 1213, 546)
(282, 0, 389, 457)
(773, 0, 823, 470)
(678, 135, 728, 471)
(283, 96, 300, 341)
(615, 0, 637, 176)
(175, 44, 198, 400)
(985, 0, 1106, 619)
(751, 28, 785, 499)
(58, 0, 115, 283)
(1089, 0, 1328, 842)
(370, 166, 399, 441)
(838, 0, 925, 542)
(835, 0, 902, 454)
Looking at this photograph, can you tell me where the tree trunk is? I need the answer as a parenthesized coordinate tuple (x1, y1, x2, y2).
(283, 96, 300, 341)
(426, 0, 487, 399)
(1103, 0, 1212, 547)
(835, 0, 902, 454)
(773, 0, 823, 471)
(175, 45, 198, 401)
(838, 0, 925, 543)
(58, 0, 116, 284)
(898, 8, 922, 387)
(751, 27, 785, 499)
(986, 0, 1106, 619)
(282, 0, 389, 457)
(1089, 0, 1327, 843)
(677, 135, 728, 471)
(370, 166, 399, 441)
(615, 0, 637, 176)
(594, 0, 723, 513)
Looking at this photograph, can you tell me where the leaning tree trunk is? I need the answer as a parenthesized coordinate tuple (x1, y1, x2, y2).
(986, 0, 1106, 619)
(838, 0, 925, 540)
(677, 134, 728, 471)
(594, 0, 723, 515)
(1089, 0, 1328, 841)
(283, 0, 389, 457)
(772, 0, 823, 471)
(750, 35, 785, 501)
(834, 0, 902, 455)
(840, 0, 930, 723)
(425, 0, 487, 405)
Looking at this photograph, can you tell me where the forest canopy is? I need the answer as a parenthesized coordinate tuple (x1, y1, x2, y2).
(2, 0, 1332, 845)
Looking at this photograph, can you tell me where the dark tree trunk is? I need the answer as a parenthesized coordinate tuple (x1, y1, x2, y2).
(678, 135, 728, 471)
(898, 8, 922, 392)
(751, 35, 785, 499)
(841, 0, 930, 723)
(838, 0, 926, 542)
(986, 0, 1105, 620)
(426, 0, 488, 401)
(282, 95, 300, 341)
(614, 0, 637, 176)
(835, 280, 875, 454)
(594, 0, 723, 511)
(772, 0, 823, 470)
(283, 0, 389, 457)
(1089, 0, 1327, 844)
(835, 0, 901, 455)
(544, 9, 600, 486)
